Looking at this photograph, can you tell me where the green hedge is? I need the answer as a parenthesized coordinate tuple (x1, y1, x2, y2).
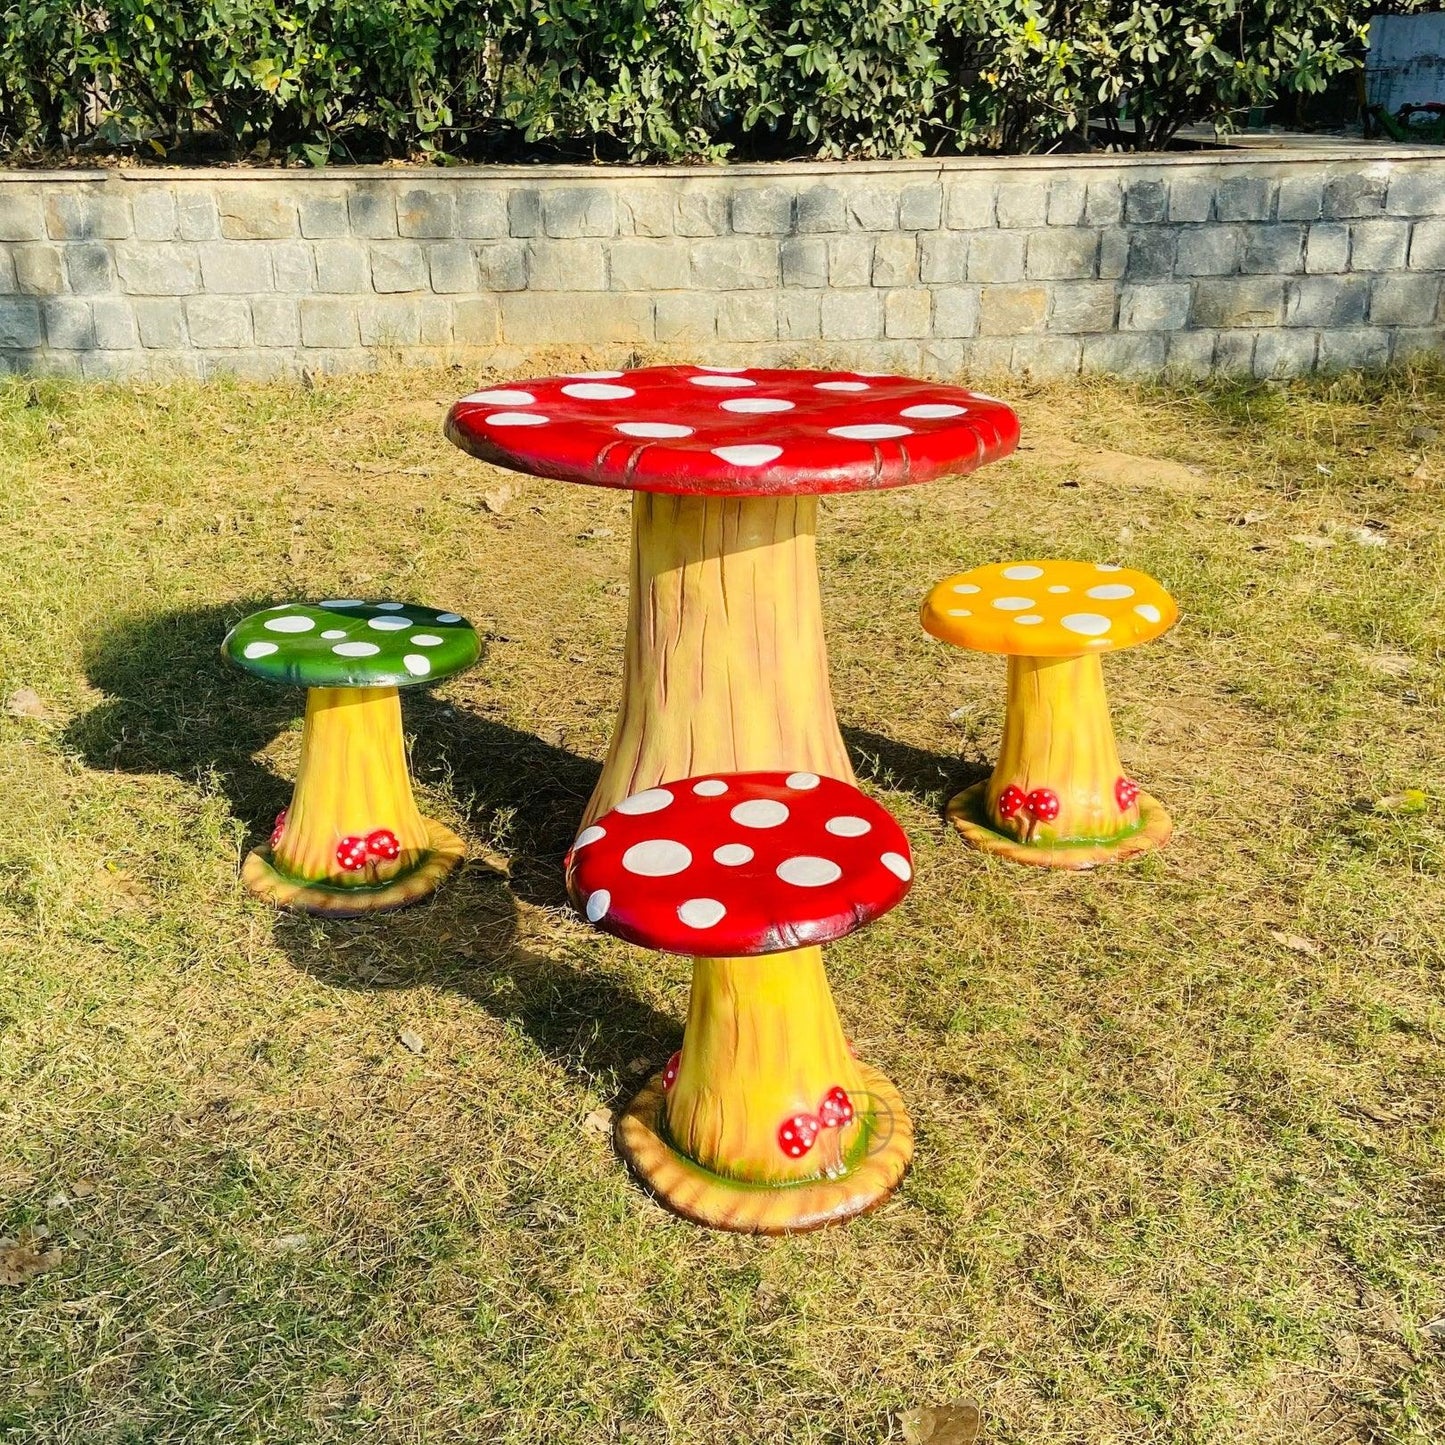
(0, 0, 1366, 164)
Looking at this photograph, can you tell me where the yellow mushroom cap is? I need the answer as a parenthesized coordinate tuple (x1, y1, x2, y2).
(921, 560, 1178, 658)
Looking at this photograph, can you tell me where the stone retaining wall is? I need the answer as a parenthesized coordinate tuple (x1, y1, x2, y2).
(1, 149, 1443, 380)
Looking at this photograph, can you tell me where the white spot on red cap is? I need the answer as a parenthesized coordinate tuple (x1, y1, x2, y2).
(777, 856, 843, 887)
(828, 423, 912, 440)
(785, 772, 820, 791)
(563, 370, 625, 379)
(690, 375, 755, 388)
(815, 380, 868, 391)
(463, 389, 535, 405)
(678, 898, 726, 929)
(881, 852, 912, 881)
(561, 382, 635, 400)
(692, 779, 728, 796)
(616, 421, 693, 439)
(1062, 612, 1112, 637)
(485, 411, 549, 427)
(825, 816, 870, 837)
(714, 843, 753, 866)
(712, 444, 782, 466)
(615, 788, 673, 815)
(720, 397, 794, 414)
(586, 889, 611, 922)
(622, 839, 692, 877)
(574, 825, 605, 849)
(730, 799, 789, 829)
(901, 402, 966, 418)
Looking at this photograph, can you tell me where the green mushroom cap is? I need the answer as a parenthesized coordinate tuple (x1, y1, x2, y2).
(222, 601, 481, 689)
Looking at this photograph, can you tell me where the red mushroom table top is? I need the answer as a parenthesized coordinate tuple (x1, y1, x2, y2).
(566, 770, 913, 957)
(446, 366, 1018, 497)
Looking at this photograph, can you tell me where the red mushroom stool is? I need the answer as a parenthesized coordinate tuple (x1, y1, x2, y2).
(568, 769, 915, 1233)
(920, 560, 1178, 868)
(447, 367, 1017, 825)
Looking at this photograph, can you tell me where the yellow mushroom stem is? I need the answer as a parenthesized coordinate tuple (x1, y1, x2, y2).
(583, 492, 854, 825)
(665, 946, 866, 1184)
(271, 686, 430, 886)
(985, 651, 1140, 844)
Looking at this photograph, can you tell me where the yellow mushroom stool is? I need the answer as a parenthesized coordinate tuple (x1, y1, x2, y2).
(921, 561, 1178, 869)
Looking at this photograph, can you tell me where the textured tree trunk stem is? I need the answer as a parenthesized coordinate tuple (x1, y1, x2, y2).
(665, 947, 866, 1185)
(272, 686, 429, 886)
(584, 492, 854, 824)
(986, 653, 1139, 842)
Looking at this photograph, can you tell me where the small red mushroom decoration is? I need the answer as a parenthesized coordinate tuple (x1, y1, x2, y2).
(270, 809, 288, 848)
(778, 1113, 821, 1159)
(662, 1051, 681, 1091)
(1115, 776, 1140, 811)
(996, 785, 1026, 821)
(818, 1085, 855, 1128)
(335, 835, 370, 872)
(1025, 788, 1060, 823)
(366, 828, 401, 862)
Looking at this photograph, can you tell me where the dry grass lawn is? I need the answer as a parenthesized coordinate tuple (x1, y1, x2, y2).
(0, 358, 1442, 1444)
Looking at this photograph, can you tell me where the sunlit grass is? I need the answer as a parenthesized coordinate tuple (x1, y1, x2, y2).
(1, 360, 1442, 1444)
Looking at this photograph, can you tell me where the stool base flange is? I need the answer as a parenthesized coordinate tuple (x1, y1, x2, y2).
(946, 781, 1171, 869)
(616, 1062, 913, 1234)
(241, 816, 466, 917)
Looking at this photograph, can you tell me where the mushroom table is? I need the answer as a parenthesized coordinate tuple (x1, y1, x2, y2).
(446, 367, 1018, 825)
(920, 560, 1178, 868)
(568, 769, 914, 1233)
(222, 600, 480, 915)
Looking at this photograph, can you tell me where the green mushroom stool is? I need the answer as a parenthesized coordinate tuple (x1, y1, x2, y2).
(222, 600, 480, 917)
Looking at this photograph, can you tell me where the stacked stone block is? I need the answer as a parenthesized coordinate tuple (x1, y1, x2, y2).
(1, 153, 1442, 381)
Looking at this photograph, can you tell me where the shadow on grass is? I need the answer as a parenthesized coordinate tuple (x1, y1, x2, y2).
(844, 726, 987, 811)
(62, 604, 675, 1089)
